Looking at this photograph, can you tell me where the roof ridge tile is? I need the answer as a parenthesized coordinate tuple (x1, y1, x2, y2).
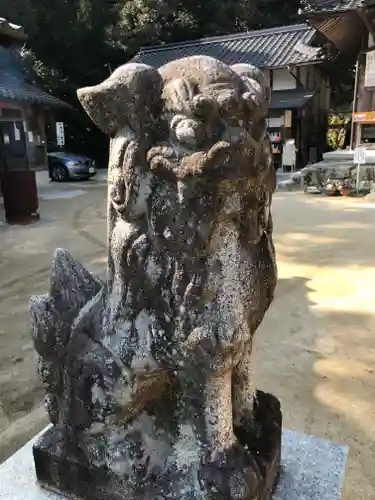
(133, 23, 324, 70)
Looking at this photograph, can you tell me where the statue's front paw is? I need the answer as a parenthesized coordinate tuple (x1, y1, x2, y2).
(234, 390, 282, 458)
(198, 441, 262, 500)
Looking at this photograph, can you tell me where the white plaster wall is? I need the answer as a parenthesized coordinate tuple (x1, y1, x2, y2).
(272, 68, 297, 91)
(262, 69, 271, 87)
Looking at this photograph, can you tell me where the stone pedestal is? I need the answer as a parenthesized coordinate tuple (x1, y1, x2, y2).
(1, 170, 39, 224)
(32, 391, 281, 500)
(0, 427, 347, 500)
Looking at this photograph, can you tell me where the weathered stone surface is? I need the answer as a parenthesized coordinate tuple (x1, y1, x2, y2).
(30, 249, 103, 424)
(0, 427, 348, 500)
(30, 55, 280, 500)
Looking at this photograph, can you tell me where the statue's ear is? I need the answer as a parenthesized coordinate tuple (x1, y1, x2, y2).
(77, 80, 123, 136)
(230, 64, 270, 103)
(77, 63, 164, 137)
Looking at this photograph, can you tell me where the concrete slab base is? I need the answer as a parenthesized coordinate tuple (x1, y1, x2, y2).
(273, 429, 348, 499)
(0, 427, 347, 500)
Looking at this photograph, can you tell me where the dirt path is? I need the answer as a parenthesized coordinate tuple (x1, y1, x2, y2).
(0, 187, 374, 499)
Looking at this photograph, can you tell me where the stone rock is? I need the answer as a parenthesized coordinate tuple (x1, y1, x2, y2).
(30, 248, 103, 424)
(277, 172, 302, 192)
(0, 425, 349, 500)
(30, 55, 281, 500)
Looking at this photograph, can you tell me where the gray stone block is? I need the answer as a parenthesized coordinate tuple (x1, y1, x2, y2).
(273, 429, 348, 500)
(0, 427, 347, 500)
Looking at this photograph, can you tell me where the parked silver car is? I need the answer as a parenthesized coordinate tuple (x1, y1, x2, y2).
(47, 152, 96, 181)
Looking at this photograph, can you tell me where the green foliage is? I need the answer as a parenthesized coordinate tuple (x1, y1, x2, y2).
(1, 0, 302, 161)
(111, 0, 301, 50)
(327, 113, 351, 150)
(327, 113, 351, 126)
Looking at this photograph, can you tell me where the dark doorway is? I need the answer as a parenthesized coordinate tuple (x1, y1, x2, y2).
(0, 120, 38, 224)
(0, 120, 28, 172)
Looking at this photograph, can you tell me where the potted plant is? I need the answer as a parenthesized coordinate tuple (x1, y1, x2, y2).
(339, 178, 355, 196)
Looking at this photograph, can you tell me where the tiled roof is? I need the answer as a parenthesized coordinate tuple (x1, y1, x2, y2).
(303, 0, 366, 13)
(132, 23, 325, 70)
(0, 77, 68, 108)
(0, 46, 68, 108)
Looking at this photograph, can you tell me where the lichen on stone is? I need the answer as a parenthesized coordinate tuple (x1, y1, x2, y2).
(30, 56, 281, 500)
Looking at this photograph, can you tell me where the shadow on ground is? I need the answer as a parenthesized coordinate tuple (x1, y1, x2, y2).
(254, 276, 375, 499)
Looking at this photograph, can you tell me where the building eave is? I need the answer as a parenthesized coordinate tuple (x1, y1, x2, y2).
(302, 0, 375, 16)
(0, 81, 70, 109)
(0, 18, 27, 42)
(132, 23, 327, 70)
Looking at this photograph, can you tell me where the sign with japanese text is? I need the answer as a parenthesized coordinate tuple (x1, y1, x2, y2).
(354, 146, 366, 165)
(365, 50, 375, 88)
(56, 122, 65, 146)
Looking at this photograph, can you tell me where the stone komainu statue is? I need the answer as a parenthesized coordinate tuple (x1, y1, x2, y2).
(30, 56, 281, 500)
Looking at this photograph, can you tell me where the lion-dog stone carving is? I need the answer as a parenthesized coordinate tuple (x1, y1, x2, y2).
(30, 56, 281, 500)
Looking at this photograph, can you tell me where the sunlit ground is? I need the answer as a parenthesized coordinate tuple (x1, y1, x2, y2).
(254, 193, 375, 500)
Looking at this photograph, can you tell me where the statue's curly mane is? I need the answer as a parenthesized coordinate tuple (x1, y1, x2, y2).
(30, 56, 281, 500)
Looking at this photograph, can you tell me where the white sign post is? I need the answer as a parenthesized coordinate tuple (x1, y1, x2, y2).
(354, 146, 367, 193)
(365, 50, 375, 88)
(56, 122, 65, 147)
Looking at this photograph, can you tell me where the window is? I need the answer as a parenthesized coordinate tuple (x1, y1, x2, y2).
(362, 124, 375, 143)
(272, 69, 296, 91)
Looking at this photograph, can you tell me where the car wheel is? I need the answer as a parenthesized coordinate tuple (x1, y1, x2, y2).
(51, 165, 69, 182)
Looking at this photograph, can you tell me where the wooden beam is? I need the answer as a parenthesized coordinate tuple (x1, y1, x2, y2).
(358, 8, 375, 40)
